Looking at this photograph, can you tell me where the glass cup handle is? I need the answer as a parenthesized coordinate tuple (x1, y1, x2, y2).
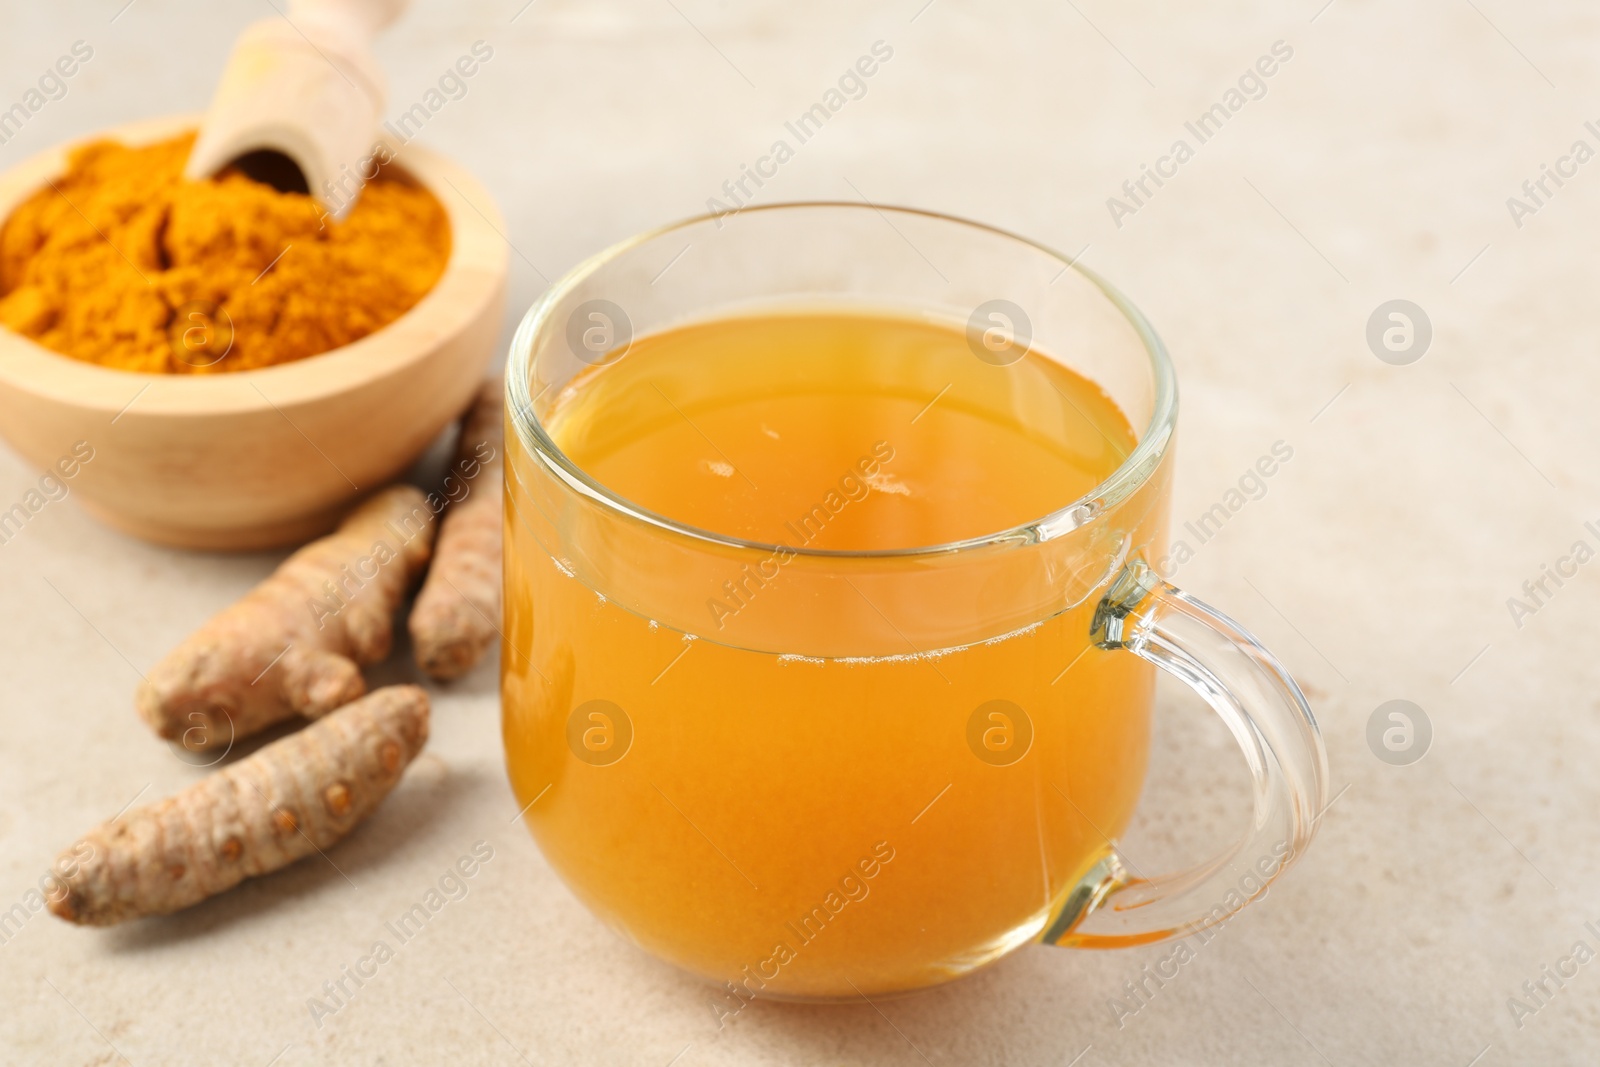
(1043, 557, 1330, 949)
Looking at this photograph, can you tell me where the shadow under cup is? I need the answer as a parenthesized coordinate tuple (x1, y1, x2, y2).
(501, 204, 1325, 1001)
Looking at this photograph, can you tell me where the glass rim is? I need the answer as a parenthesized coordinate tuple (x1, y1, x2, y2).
(506, 201, 1178, 560)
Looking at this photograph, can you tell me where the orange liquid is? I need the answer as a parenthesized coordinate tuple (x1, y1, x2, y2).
(503, 311, 1159, 997)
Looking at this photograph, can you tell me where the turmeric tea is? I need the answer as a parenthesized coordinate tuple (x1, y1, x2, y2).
(0, 132, 450, 373)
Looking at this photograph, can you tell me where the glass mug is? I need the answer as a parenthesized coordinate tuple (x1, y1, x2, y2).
(502, 203, 1327, 1000)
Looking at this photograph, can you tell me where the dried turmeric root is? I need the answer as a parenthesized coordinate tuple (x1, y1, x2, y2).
(410, 379, 503, 680)
(137, 485, 436, 750)
(51, 685, 429, 926)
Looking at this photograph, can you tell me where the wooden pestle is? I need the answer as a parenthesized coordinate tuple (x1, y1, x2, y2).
(184, 0, 410, 218)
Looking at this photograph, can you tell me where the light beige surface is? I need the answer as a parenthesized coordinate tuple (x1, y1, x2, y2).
(2, 1, 1597, 1064)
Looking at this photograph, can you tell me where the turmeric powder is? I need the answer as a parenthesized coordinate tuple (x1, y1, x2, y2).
(0, 132, 450, 373)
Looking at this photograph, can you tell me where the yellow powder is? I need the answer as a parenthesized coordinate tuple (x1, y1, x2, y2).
(0, 132, 451, 373)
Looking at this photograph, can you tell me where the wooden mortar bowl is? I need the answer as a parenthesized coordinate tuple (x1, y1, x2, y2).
(0, 115, 507, 550)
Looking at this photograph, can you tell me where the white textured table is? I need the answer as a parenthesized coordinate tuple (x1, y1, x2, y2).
(3, 1, 1597, 1064)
